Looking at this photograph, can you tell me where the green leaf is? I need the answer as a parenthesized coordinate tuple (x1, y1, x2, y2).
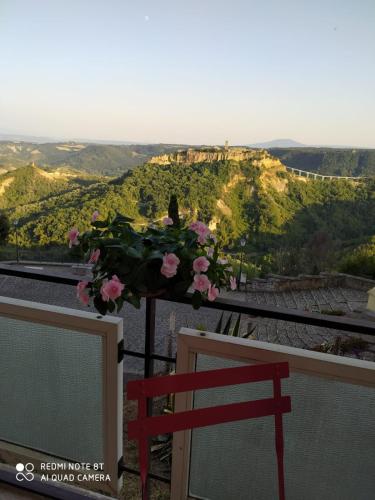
(125, 247, 142, 259)
(215, 312, 224, 333)
(91, 220, 109, 229)
(223, 314, 233, 335)
(107, 301, 116, 313)
(93, 296, 108, 316)
(126, 294, 141, 309)
(232, 314, 241, 337)
(242, 324, 257, 339)
(113, 213, 134, 223)
(145, 250, 164, 261)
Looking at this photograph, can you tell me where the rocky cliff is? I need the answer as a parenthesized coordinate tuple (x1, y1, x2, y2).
(148, 147, 271, 165)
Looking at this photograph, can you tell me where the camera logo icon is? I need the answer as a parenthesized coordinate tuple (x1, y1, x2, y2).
(16, 463, 34, 481)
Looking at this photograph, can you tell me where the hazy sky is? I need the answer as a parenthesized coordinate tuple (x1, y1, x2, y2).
(1, 0, 374, 146)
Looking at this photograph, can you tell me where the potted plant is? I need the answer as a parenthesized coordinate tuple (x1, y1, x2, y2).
(68, 207, 237, 315)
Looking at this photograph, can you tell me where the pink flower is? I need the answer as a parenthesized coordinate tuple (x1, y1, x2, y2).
(77, 280, 88, 295)
(76, 281, 89, 305)
(92, 210, 100, 222)
(193, 274, 210, 292)
(68, 228, 79, 248)
(189, 221, 211, 245)
(230, 276, 237, 290)
(189, 221, 201, 232)
(208, 284, 219, 302)
(162, 217, 173, 226)
(89, 248, 100, 264)
(193, 256, 210, 273)
(161, 253, 180, 279)
(164, 253, 180, 267)
(100, 275, 125, 302)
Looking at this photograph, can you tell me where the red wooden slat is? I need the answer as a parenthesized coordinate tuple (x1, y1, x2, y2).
(127, 361, 289, 399)
(128, 396, 291, 440)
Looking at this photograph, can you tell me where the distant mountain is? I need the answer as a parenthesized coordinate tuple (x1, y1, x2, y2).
(248, 139, 306, 148)
(0, 131, 143, 145)
(0, 132, 62, 143)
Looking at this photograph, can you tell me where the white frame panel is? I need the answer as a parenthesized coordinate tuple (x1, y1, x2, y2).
(171, 327, 375, 500)
(0, 295, 123, 497)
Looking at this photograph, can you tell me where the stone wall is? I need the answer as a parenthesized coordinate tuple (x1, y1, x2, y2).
(247, 273, 375, 292)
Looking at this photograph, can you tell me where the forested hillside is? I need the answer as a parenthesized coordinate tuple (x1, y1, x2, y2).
(3, 150, 374, 277)
(0, 164, 100, 209)
(0, 142, 184, 176)
(270, 148, 375, 177)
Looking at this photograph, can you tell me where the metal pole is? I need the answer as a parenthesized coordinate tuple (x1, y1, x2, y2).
(238, 249, 243, 290)
(143, 297, 156, 498)
(237, 238, 246, 290)
(15, 222, 19, 264)
(144, 297, 156, 379)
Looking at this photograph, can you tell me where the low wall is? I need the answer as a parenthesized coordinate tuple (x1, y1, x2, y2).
(248, 273, 375, 292)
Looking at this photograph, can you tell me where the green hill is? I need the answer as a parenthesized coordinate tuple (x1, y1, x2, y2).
(270, 147, 375, 177)
(0, 164, 102, 210)
(4, 150, 374, 279)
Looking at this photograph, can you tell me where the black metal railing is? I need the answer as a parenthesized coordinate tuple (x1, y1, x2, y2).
(0, 262, 374, 497)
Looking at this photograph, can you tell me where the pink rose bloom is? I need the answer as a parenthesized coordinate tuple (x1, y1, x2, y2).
(89, 248, 100, 264)
(77, 280, 88, 295)
(162, 217, 173, 226)
(68, 228, 79, 248)
(193, 274, 210, 292)
(161, 253, 180, 278)
(207, 247, 214, 258)
(230, 276, 237, 290)
(198, 227, 211, 245)
(189, 221, 211, 245)
(164, 253, 180, 267)
(193, 256, 210, 273)
(100, 275, 125, 302)
(189, 221, 201, 232)
(92, 210, 100, 222)
(161, 264, 178, 278)
(208, 284, 219, 302)
(76, 281, 89, 305)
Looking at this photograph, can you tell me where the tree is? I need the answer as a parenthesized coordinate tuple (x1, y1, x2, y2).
(168, 194, 180, 227)
(0, 211, 10, 245)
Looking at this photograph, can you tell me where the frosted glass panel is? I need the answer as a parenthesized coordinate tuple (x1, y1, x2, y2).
(0, 317, 103, 463)
(189, 355, 375, 500)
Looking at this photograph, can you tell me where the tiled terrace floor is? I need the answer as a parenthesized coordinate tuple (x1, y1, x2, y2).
(246, 285, 375, 359)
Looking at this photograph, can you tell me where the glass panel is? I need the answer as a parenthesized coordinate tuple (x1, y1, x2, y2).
(0, 317, 103, 463)
(189, 354, 375, 500)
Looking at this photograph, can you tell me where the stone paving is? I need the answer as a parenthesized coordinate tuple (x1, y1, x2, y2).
(246, 285, 375, 360)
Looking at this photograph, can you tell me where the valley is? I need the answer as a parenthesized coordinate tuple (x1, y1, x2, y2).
(0, 142, 373, 279)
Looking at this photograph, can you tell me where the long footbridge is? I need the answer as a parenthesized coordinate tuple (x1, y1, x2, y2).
(286, 166, 367, 181)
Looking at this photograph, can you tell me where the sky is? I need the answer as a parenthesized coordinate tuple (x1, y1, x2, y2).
(0, 0, 374, 146)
